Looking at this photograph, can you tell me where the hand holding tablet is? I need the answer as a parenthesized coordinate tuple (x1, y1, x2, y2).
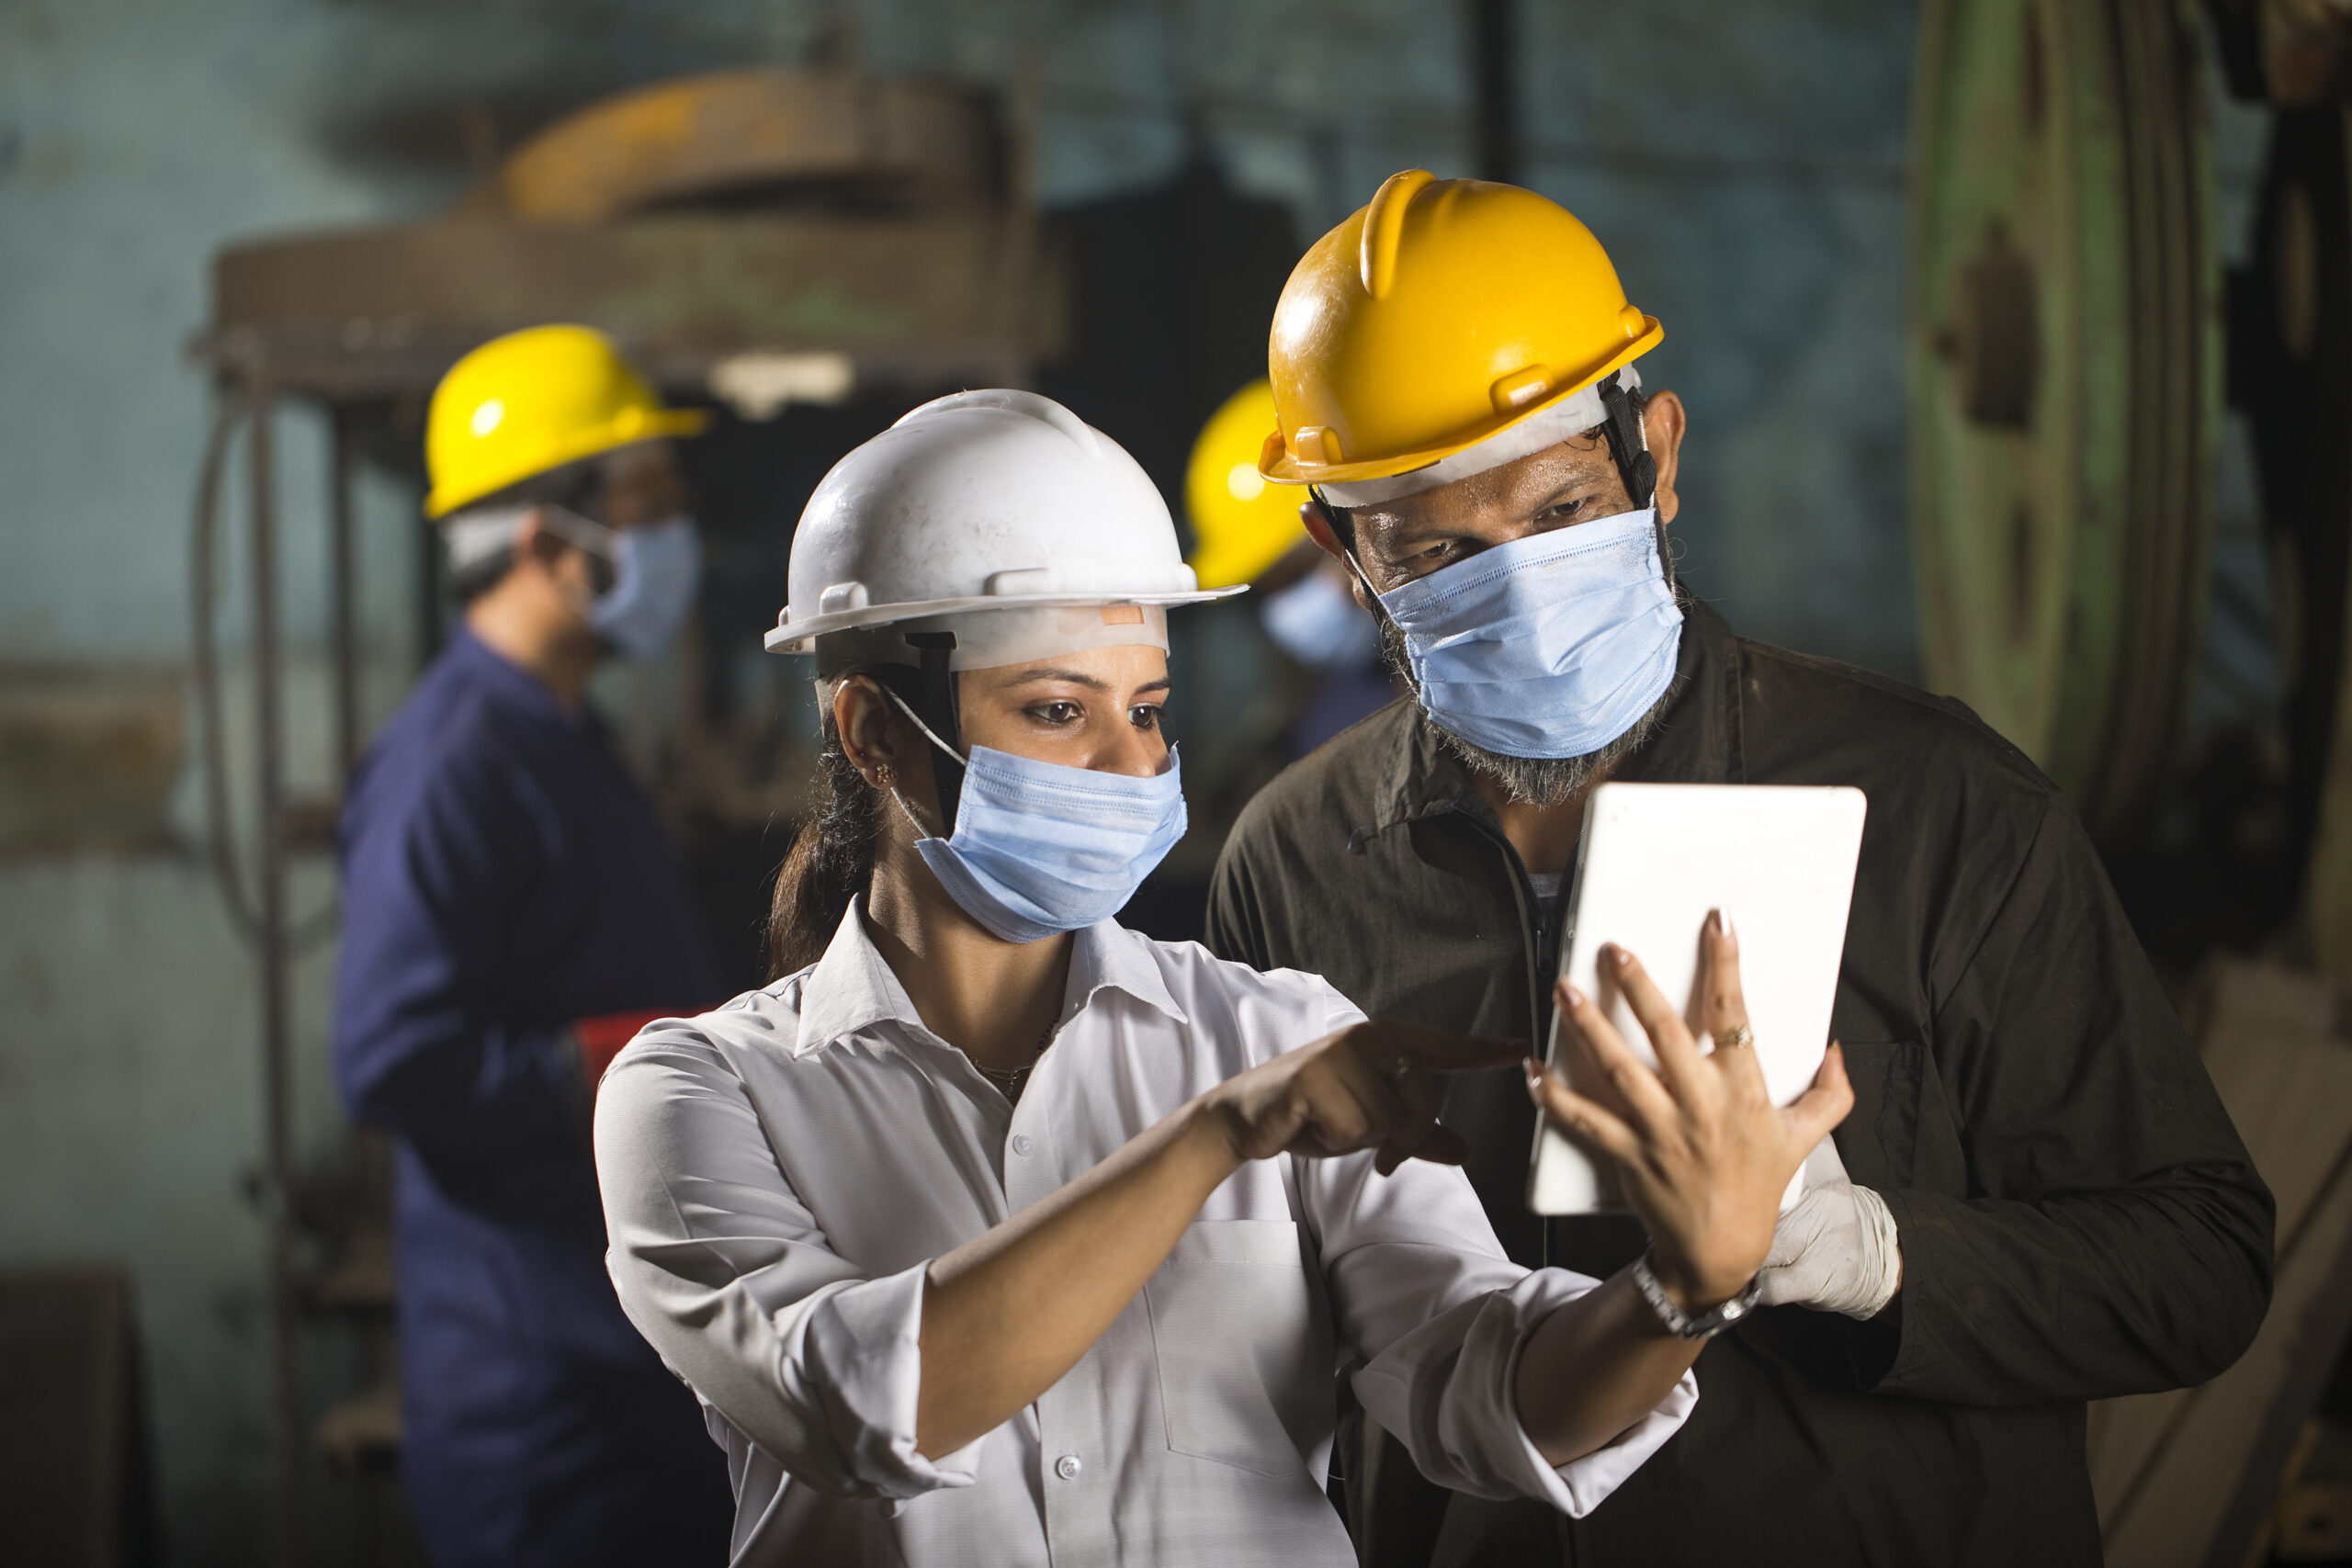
(1526, 784, 1869, 1217)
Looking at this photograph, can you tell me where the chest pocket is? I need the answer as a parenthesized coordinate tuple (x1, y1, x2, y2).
(1835, 1041, 1966, 1195)
(1143, 1218, 1331, 1478)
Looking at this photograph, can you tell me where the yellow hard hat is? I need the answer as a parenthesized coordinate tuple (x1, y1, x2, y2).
(424, 324, 708, 517)
(1260, 170, 1662, 486)
(1185, 380, 1308, 590)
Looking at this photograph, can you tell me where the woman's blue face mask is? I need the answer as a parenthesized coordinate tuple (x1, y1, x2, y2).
(1359, 505, 1683, 761)
(882, 689, 1186, 943)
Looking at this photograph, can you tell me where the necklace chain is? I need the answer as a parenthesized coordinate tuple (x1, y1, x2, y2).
(978, 1017, 1058, 1100)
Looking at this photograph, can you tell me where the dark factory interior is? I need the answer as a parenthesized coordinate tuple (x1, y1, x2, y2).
(13, 1, 2352, 1565)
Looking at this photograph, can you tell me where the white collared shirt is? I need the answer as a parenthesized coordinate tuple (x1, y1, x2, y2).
(594, 905, 1694, 1566)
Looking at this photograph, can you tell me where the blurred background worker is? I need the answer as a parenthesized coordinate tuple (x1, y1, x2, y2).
(332, 325, 733, 1567)
(1187, 379, 1398, 758)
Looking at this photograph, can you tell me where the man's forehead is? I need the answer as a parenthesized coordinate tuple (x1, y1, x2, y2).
(1351, 434, 1613, 544)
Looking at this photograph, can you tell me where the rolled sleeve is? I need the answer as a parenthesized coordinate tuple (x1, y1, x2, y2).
(785, 1266, 980, 1501)
(1495, 1272, 1695, 1513)
(1306, 1126, 1691, 1517)
(594, 1025, 978, 1503)
(1351, 1267, 1694, 1515)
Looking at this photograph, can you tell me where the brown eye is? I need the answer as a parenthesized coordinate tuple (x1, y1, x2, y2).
(1031, 701, 1082, 726)
(1129, 705, 1162, 730)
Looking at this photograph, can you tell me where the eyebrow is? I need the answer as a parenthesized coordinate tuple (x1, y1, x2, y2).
(1001, 669, 1172, 696)
(1372, 473, 1604, 556)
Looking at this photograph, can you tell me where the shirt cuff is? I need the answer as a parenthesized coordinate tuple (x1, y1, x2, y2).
(786, 1260, 983, 1502)
(1497, 1269, 1699, 1517)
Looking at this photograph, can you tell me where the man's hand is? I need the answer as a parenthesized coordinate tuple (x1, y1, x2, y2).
(1525, 909, 1855, 1313)
(1760, 1177, 1903, 1318)
(1204, 1019, 1526, 1175)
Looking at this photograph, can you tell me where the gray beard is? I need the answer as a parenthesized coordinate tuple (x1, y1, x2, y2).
(1378, 620, 1675, 807)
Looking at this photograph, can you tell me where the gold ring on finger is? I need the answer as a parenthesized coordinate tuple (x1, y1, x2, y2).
(1713, 1024, 1755, 1051)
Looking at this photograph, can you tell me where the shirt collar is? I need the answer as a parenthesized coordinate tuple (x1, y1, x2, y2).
(1371, 594, 1747, 832)
(1065, 919, 1189, 1028)
(792, 902, 1189, 1057)
(795, 899, 928, 1055)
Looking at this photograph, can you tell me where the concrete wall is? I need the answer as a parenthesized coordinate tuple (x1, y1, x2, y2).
(0, 1, 1926, 1560)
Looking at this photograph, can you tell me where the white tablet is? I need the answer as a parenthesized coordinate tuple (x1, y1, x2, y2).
(1526, 782, 1868, 1216)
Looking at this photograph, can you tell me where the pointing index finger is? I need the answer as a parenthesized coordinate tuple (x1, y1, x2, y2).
(1372, 1019, 1530, 1073)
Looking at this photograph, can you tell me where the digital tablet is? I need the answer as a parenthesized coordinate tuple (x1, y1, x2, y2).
(1526, 782, 1868, 1216)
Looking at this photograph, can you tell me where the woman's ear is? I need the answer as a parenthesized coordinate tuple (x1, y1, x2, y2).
(833, 677, 901, 786)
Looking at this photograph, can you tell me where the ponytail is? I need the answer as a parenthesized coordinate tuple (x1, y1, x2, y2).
(764, 701, 886, 979)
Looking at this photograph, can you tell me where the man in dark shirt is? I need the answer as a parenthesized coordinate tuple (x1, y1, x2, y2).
(335, 326, 731, 1566)
(1208, 173, 2271, 1565)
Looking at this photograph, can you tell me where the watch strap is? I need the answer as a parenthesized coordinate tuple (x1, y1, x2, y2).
(1631, 1252, 1763, 1340)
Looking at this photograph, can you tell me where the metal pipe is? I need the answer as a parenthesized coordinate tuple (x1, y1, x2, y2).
(1469, 0, 1521, 186)
(247, 377, 300, 1567)
(191, 390, 260, 940)
(330, 406, 360, 782)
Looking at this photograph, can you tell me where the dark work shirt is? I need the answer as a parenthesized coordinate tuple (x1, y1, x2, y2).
(334, 627, 730, 1568)
(1206, 599, 2273, 1567)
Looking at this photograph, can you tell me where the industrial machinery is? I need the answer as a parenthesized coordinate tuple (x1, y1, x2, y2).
(1914, 4, 2352, 1562)
(1909, 0, 2220, 847)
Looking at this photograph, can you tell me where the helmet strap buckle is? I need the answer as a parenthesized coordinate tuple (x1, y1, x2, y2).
(1595, 371, 1657, 513)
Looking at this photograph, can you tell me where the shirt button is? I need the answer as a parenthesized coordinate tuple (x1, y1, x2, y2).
(1055, 1453, 1083, 1481)
(1012, 1134, 1036, 1157)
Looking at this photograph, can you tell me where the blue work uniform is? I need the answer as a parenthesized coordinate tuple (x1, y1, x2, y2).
(334, 627, 733, 1568)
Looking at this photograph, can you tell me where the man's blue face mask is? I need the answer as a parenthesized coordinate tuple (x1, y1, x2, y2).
(591, 516, 702, 660)
(882, 689, 1187, 943)
(1358, 505, 1683, 761)
(538, 507, 704, 661)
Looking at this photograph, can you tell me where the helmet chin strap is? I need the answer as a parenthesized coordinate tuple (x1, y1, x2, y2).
(1594, 371, 1671, 585)
(879, 636, 967, 836)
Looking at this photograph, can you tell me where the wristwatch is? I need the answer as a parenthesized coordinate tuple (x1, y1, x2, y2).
(1630, 1252, 1764, 1340)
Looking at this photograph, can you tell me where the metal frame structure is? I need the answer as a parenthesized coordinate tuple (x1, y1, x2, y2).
(186, 67, 1057, 1561)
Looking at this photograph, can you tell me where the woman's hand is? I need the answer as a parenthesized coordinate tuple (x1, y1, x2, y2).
(1204, 1019, 1526, 1176)
(1527, 910, 1854, 1313)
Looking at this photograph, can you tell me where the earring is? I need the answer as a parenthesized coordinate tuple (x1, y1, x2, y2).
(873, 763, 896, 790)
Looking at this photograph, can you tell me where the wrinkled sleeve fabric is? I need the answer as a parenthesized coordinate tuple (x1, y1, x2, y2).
(1876, 795, 2275, 1404)
(334, 739, 582, 1198)
(594, 1023, 979, 1503)
(1292, 987, 1695, 1516)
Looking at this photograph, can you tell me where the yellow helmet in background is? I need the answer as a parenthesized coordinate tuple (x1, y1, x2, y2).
(1185, 380, 1306, 590)
(424, 324, 709, 517)
(1259, 170, 1663, 487)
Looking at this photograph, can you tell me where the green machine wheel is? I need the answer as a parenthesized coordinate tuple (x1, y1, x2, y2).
(1910, 0, 2220, 842)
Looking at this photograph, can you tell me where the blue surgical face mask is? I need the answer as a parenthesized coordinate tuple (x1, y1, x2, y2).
(910, 745, 1187, 944)
(878, 690, 1187, 942)
(1260, 565, 1383, 671)
(1365, 506, 1683, 760)
(590, 516, 702, 660)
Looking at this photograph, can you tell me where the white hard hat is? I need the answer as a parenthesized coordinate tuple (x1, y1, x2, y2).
(767, 389, 1239, 663)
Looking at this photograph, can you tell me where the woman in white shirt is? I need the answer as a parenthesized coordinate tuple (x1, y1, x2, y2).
(593, 390, 1851, 1566)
